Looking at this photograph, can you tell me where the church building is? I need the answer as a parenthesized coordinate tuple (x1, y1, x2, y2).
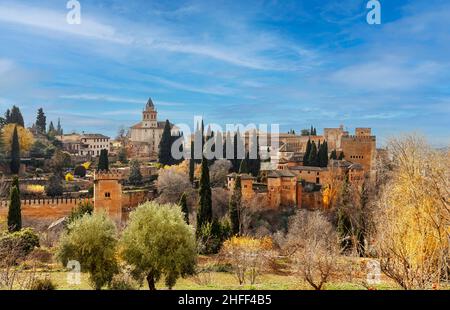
(129, 98, 178, 157)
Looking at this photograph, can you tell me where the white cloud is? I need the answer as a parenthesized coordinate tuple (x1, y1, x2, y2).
(0, 4, 132, 44)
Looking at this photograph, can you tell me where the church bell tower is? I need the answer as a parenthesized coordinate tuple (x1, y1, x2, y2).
(142, 98, 157, 128)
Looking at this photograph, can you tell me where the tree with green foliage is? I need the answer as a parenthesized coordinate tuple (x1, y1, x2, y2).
(307, 141, 318, 167)
(231, 132, 243, 172)
(158, 119, 173, 166)
(56, 118, 63, 135)
(66, 201, 93, 227)
(229, 175, 241, 235)
(304, 139, 311, 166)
(5, 106, 24, 127)
(248, 134, 261, 177)
(318, 141, 329, 167)
(7, 185, 21, 232)
(330, 149, 337, 160)
(197, 157, 212, 235)
(48, 121, 56, 136)
(118, 147, 128, 164)
(30, 140, 47, 158)
(338, 151, 345, 160)
(239, 154, 249, 174)
(12, 176, 20, 195)
(97, 149, 109, 171)
(0, 228, 39, 262)
(74, 165, 87, 177)
(128, 159, 143, 185)
(45, 174, 63, 197)
(120, 201, 197, 290)
(57, 212, 118, 290)
(179, 192, 189, 224)
(35, 108, 46, 134)
(10, 125, 20, 174)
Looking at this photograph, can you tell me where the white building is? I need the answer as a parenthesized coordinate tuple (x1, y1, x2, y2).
(57, 133, 111, 157)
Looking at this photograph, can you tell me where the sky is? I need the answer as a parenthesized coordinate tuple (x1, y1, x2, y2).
(0, 0, 449, 147)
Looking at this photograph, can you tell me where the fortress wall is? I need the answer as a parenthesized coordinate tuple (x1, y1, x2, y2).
(0, 198, 94, 222)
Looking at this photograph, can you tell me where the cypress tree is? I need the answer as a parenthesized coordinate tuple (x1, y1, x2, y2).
(248, 133, 261, 177)
(189, 141, 195, 184)
(48, 121, 55, 135)
(304, 139, 311, 166)
(57, 118, 63, 135)
(128, 160, 143, 185)
(97, 149, 109, 171)
(330, 149, 337, 160)
(12, 176, 20, 195)
(158, 120, 173, 166)
(318, 141, 329, 167)
(179, 192, 189, 224)
(338, 151, 345, 160)
(307, 141, 318, 167)
(8, 185, 22, 232)
(35, 108, 46, 134)
(10, 125, 20, 174)
(229, 175, 241, 235)
(310, 125, 314, 136)
(231, 132, 243, 173)
(197, 157, 212, 234)
(239, 154, 249, 174)
(8, 106, 24, 127)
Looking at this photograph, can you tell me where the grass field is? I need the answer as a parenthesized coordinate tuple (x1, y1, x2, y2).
(42, 268, 398, 290)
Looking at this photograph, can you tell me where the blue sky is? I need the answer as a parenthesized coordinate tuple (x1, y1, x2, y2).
(0, 0, 449, 146)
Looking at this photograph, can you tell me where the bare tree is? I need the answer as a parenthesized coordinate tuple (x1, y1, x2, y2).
(212, 187, 230, 220)
(279, 210, 340, 290)
(156, 169, 194, 204)
(374, 134, 449, 289)
(221, 236, 273, 285)
(210, 159, 232, 188)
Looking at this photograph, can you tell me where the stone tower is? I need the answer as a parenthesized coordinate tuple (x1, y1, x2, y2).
(94, 170, 123, 223)
(142, 98, 158, 128)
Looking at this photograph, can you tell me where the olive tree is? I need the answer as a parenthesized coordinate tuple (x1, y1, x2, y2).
(119, 201, 197, 290)
(57, 212, 118, 290)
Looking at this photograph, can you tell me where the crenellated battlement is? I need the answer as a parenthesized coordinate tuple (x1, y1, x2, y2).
(342, 135, 376, 141)
(0, 197, 93, 208)
(94, 169, 123, 180)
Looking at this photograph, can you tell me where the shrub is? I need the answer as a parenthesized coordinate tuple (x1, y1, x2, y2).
(66, 201, 93, 227)
(30, 277, 57, 290)
(25, 184, 45, 195)
(82, 162, 91, 170)
(65, 173, 74, 182)
(74, 165, 87, 178)
(109, 272, 139, 290)
(197, 218, 231, 255)
(0, 228, 40, 264)
(45, 174, 63, 197)
(57, 212, 118, 290)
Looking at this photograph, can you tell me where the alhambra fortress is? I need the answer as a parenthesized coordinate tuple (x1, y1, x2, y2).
(0, 98, 377, 226)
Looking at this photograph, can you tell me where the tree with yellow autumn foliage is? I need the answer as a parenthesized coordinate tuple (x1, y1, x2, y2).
(375, 134, 449, 289)
(221, 236, 273, 285)
(2, 124, 34, 154)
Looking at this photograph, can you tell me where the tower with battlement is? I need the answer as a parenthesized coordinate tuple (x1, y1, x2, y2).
(94, 170, 123, 223)
(341, 128, 376, 173)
